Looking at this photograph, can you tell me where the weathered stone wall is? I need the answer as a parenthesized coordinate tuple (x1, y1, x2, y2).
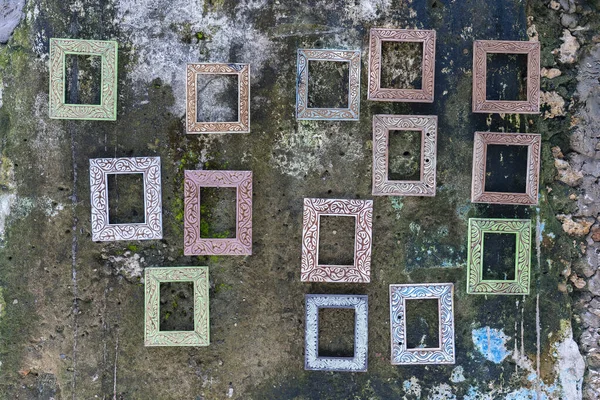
(0, 0, 595, 399)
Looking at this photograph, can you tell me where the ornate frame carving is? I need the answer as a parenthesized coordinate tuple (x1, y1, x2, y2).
(49, 38, 118, 120)
(305, 294, 368, 372)
(471, 132, 541, 205)
(185, 63, 250, 133)
(184, 170, 252, 256)
(145, 266, 209, 347)
(296, 49, 361, 120)
(89, 157, 162, 241)
(467, 218, 531, 295)
(367, 28, 436, 102)
(472, 40, 540, 114)
(389, 283, 455, 365)
(372, 115, 437, 196)
(301, 198, 373, 283)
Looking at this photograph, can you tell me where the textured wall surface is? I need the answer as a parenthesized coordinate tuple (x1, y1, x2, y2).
(0, 0, 597, 399)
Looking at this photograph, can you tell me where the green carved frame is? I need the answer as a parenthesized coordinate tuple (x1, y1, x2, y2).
(144, 266, 209, 346)
(49, 38, 118, 120)
(467, 218, 531, 295)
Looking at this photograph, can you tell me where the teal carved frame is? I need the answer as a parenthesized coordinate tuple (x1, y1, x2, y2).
(49, 38, 118, 120)
(467, 218, 531, 295)
(144, 266, 209, 346)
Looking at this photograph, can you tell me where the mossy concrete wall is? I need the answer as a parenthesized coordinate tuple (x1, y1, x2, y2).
(0, 0, 594, 399)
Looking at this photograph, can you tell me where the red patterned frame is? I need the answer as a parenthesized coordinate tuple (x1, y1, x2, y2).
(301, 198, 373, 283)
(368, 28, 436, 102)
(472, 40, 540, 114)
(184, 170, 252, 255)
(471, 132, 541, 205)
(185, 63, 250, 133)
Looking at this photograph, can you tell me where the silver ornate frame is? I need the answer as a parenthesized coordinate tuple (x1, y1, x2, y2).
(301, 198, 373, 283)
(186, 63, 250, 133)
(471, 132, 541, 205)
(372, 115, 438, 196)
(184, 170, 252, 256)
(367, 28, 436, 102)
(144, 266, 209, 347)
(89, 157, 162, 241)
(305, 294, 368, 372)
(296, 49, 361, 120)
(472, 40, 540, 114)
(389, 283, 455, 365)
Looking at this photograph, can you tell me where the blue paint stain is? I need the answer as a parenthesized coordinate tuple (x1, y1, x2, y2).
(471, 327, 511, 363)
(505, 387, 549, 400)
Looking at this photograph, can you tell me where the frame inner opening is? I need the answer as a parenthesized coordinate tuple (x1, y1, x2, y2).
(380, 41, 423, 89)
(485, 52, 528, 101)
(307, 60, 350, 109)
(159, 281, 195, 331)
(65, 54, 102, 105)
(317, 215, 356, 265)
(199, 186, 237, 239)
(388, 130, 422, 181)
(107, 173, 145, 224)
(196, 73, 239, 122)
(482, 232, 517, 281)
(318, 307, 355, 357)
(484, 144, 528, 193)
(405, 298, 440, 349)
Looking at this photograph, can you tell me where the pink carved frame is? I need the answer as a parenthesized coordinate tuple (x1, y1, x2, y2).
(471, 132, 541, 205)
(301, 198, 373, 283)
(368, 28, 436, 102)
(186, 63, 250, 133)
(472, 40, 540, 114)
(184, 170, 252, 255)
(372, 115, 437, 196)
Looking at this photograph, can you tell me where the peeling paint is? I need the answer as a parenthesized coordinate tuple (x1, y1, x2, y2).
(450, 366, 465, 383)
(472, 327, 511, 363)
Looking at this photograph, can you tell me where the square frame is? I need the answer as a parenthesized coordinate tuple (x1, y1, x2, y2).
(144, 266, 209, 346)
(467, 218, 532, 295)
(472, 40, 540, 114)
(184, 170, 252, 256)
(372, 115, 437, 196)
(389, 283, 455, 365)
(186, 63, 250, 133)
(471, 132, 541, 205)
(305, 294, 368, 372)
(296, 49, 361, 120)
(49, 38, 118, 120)
(367, 28, 436, 102)
(301, 198, 373, 283)
(90, 157, 162, 241)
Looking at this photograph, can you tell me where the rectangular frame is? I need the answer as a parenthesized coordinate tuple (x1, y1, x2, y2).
(471, 132, 541, 205)
(301, 198, 373, 283)
(472, 40, 540, 114)
(90, 157, 162, 241)
(367, 28, 436, 102)
(184, 170, 252, 255)
(305, 294, 368, 372)
(296, 49, 361, 120)
(145, 266, 209, 346)
(49, 38, 118, 120)
(186, 63, 250, 133)
(389, 283, 455, 365)
(372, 115, 437, 196)
(467, 218, 532, 295)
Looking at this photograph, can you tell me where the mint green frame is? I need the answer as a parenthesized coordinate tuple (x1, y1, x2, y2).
(49, 38, 118, 120)
(144, 266, 209, 346)
(467, 218, 531, 295)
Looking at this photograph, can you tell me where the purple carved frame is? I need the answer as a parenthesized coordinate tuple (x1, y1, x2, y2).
(301, 198, 373, 283)
(471, 132, 541, 205)
(184, 170, 252, 256)
(472, 40, 540, 114)
(368, 28, 436, 102)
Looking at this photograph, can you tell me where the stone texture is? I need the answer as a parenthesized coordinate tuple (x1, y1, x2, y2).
(541, 91, 567, 119)
(557, 214, 594, 237)
(555, 29, 580, 64)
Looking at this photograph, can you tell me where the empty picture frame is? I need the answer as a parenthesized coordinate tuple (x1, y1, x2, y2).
(368, 28, 436, 102)
(90, 157, 162, 241)
(467, 218, 532, 295)
(301, 198, 373, 283)
(186, 63, 250, 133)
(184, 170, 252, 256)
(296, 49, 361, 120)
(472, 40, 540, 114)
(372, 115, 438, 196)
(389, 283, 455, 365)
(471, 132, 541, 205)
(144, 266, 209, 346)
(49, 38, 118, 120)
(305, 294, 368, 372)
